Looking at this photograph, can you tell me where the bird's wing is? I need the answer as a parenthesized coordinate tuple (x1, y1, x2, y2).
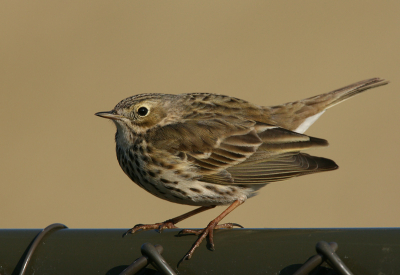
(147, 118, 264, 178)
(147, 117, 335, 184)
(201, 126, 337, 185)
(223, 152, 337, 184)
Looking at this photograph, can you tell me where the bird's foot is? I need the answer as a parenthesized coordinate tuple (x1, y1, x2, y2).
(123, 219, 179, 237)
(179, 223, 243, 235)
(179, 222, 243, 260)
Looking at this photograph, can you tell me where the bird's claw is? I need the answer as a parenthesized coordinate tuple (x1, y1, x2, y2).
(181, 222, 242, 260)
(227, 223, 244, 229)
(209, 242, 215, 251)
(123, 221, 178, 237)
(178, 222, 242, 236)
(178, 228, 203, 235)
(157, 224, 167, 233)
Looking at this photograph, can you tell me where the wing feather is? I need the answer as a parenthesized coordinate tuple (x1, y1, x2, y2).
(147, 118, 262, 175)
(147, 115, 337, 185)
(227, 153, 338, 184)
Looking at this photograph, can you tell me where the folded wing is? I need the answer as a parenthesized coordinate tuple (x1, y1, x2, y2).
(148, 116, 337, 185)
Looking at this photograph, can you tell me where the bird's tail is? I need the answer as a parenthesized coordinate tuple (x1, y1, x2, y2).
(263, 78, 389, 133)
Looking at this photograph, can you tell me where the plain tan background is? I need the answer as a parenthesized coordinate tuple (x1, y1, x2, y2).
(1, 1, 399, 230)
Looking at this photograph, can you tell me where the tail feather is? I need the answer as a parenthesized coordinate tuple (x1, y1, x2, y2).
(264, 78, 389, 133)
(326, 78, 389, 108)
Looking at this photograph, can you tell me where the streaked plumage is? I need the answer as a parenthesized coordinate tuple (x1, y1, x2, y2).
(96, 77, 388, 259)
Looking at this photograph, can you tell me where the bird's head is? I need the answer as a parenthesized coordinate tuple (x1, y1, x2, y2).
(96, 94, 175, 142)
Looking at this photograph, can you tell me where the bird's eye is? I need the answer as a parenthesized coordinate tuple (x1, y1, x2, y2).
(137, 106, 149, 117)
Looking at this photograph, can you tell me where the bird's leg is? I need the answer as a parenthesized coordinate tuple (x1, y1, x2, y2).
(181, 199, 244, 260)
(123, 205, 216, 236)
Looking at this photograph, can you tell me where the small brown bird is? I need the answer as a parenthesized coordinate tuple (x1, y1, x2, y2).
(96, 78, 388, 259)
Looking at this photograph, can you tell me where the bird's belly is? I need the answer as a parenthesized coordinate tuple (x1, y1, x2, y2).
(143, 177, 258, 206)
(117, 144, 262, 206)
(120, 158, 258, 206)
(152, 178, 259, 206)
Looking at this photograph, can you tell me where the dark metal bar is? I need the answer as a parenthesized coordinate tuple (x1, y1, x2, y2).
(141, 243, 176, 275)
(316, 241, 354, 275)
(119, 244, 163, 275)
(18, 223, 67, 275)
(293, 242, 338, 275)
(0, 228, 398, 274)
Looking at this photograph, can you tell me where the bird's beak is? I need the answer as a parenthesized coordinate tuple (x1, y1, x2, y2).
(95, 111, 123, 120)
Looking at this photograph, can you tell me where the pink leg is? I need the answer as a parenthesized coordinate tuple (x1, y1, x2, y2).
(182, 200, 244, 260)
